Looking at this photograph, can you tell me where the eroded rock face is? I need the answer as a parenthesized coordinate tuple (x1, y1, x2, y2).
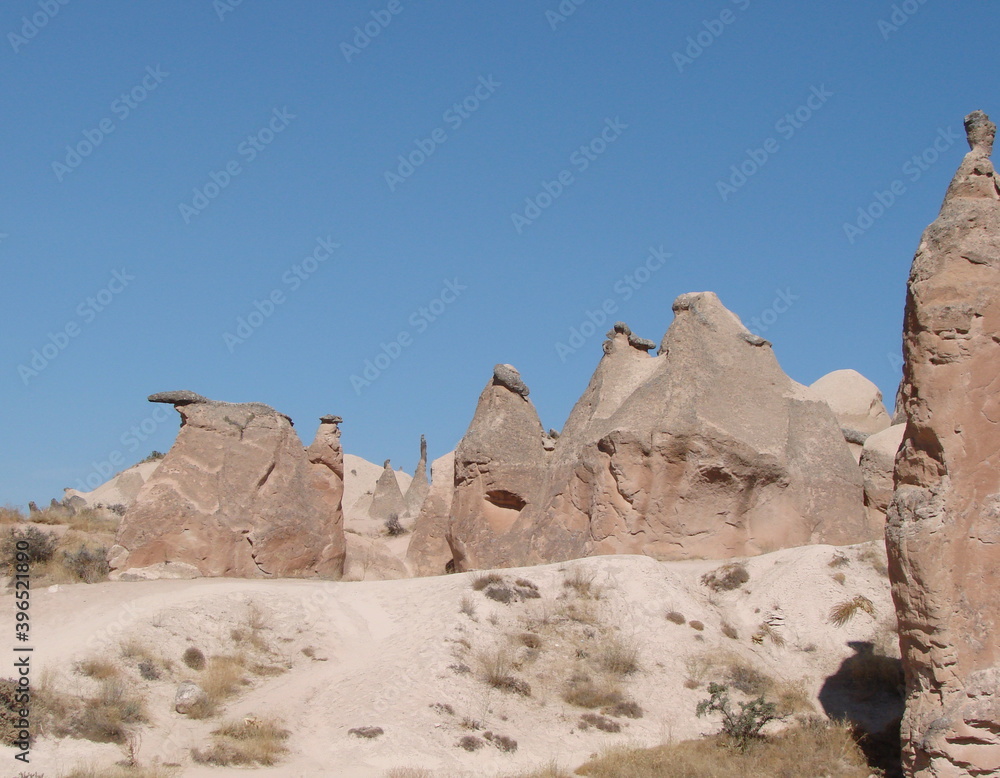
(516, 294, 871, 566)
(403, 436, 430, 516)
(406, 451, 456, 576)
(810, 369, 892, 461)
(887, 111, 1000, 777)
(447, 366, 549, 571)
(111, 396, 345, 579)
(369, 460, 406, 521)
(444, 296, 871, 572)
(860, 424, 905, 520)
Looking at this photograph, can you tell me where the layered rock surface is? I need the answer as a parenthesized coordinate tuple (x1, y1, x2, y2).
(406, 451, 456, 577)
(887, 111, 1000, 777)
(369, 460, 406, 521)
(110, 393, 345, 579)
(438, 300, 872, 572)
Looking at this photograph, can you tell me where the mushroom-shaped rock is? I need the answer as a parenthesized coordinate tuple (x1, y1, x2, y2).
(492, 364, 530, 398)
(111, 393, 345, 580)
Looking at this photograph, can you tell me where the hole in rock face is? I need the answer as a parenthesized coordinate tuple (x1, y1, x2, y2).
(485, 490, 526, 511)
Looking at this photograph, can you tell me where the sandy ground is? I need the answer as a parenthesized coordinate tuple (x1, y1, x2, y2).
(0, 543, 899, 777)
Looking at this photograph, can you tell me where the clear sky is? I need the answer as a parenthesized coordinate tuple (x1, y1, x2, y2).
(1, 1, 995, 505)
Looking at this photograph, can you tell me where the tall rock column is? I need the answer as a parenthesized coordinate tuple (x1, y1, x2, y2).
(887, 111, 1000, 777)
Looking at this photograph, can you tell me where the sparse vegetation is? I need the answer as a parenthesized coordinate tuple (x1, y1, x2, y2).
(459, 595, 477, 618)
(832, 572, 847, 585)
(602, 700, 643, 719)
(596, 635, 639, 676)
(458, 734, 484, 751)
(829, 553, 849, 567)
(1, 525, 58, 569)
(61, 764, 178, 778)
(477, 647, 531, 696)
(579, 713, 621, 733)
(562, 567, 602, 599)
(0, 678, 28, 746)
(385, 513, 406, 536)
(857, 542, 889, 577)
(349, 726, 384, 738)
(472, 572, 504, 590)
(74, 657, 119, 680)
(562, 672, 623, 709)
(721, 622, 738, 640)
(751, 622, 786, 647)
(696, 682, 779, 751)
(192, 716, 290, 766)
(68, 677, 148, 744)
(830, 595, 877, 627)
(665, 610, 686, 625)
(139, 451, 166, 464)
(484, 730, 518, 752)
(575, 718, 872, 777)
(61, 544, 110, 583)
(701, 562, 750, 592)
(688, 620, 705, 631)
(182, 647, 206, 671)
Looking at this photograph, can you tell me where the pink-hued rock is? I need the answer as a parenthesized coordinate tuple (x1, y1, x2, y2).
(887, 110, 1000, 777)
(403, 436, 430, 516)
(444, 304, 871, 572)
(110, 394, 345, 579)
(406, 451, 456, 577)
(447, 365, 550, 571)
(369, 460, 406, 521)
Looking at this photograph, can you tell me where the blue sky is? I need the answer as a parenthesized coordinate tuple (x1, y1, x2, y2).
(0, 1, 995, 505)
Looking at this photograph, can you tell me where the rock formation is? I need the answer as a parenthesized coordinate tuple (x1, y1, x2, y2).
(446, 365, 549, 571)
(859, 423, 905, 521)
(369, 459, 406, 521)
(406, 451, 456, 576)
(110, 393, 345, 579)
(810, 369, 892, 461)
(64, 459, 164, 514)
(442, 298, 872, 572)
(403, 435, 430, 516)
(887, 110, 1000, 777)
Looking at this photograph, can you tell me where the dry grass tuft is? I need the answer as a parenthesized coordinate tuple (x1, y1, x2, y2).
(829, 595, 877, 627)
(597, 635, 639, 676)
(459, 595, 477, 618)
(69, 677, 147, 744)
(74, 657, 119, 680)
(472, 572, 505, 591)
(562, 567, 603, 599)
(701, 562, 750, 592)
(477, 647, 531, 696)
(575, 719, 872, 777)
(579, 713, 621, 733)
(382, 770, 435, 778)
(665, 610, 686, 625)
(61, 763, 178, 778)
(191, 716, 290, 766)
(562, 672, 623, 709)
(828, 553, 850, 568)
(721, 622, 738, 640)
(857, 543, 889, 577)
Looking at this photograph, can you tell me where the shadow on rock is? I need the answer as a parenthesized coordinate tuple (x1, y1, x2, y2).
(818, 641, 904, 778)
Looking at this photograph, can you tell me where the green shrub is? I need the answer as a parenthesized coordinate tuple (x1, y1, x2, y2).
(696, 682, 778, 752)
(62, 546, 110, 583)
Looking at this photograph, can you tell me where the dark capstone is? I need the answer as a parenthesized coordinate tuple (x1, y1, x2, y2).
(493, 364, 530, 398)
(148, 390, 208, 405)
(842, 427, 870, 446)
(319, 415, 343, 425)
(965, 110, 995, 155)
(627, 334, 656, 351)
(740, 332, 771, 347)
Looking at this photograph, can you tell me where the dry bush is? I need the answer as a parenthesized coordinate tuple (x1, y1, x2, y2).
(61, 543, 110, 583)
(74, 657, 119, 680)
(829, 553, 850, 568)
(725, 660, 772, 696)
(61, 763, 178, 778)
(349, 726, 384, 738)
(579, 713, 621, 733)
(832, 572, 847, 585)
(701, 562, 750, 592)
(457, 734, 484, 751)
(666, 610, 686, 625)
(484, 730, 518, 752)
(518, 632, 542, 649)
(562, 567, 602, 599)
(382, 770, 435, 778)
(559, 600, 600, 625)
(597, 635, 639, 676)
(500, 764, 573, 778)
(0, 525, 58, 570)
(752, 623, 786, 647)
(71, 677, 147, 743)
(477, 647, 531, 696)
(721, 622, 738, 640)
(0, 506, 23, 524)
(689, 620, 705, 631)
(182, 647, 205, 671)
(459, 595, 477, 618)
(195, 654, 250, 715)
(0, 678, 29, 746)
(576, 718, 872, 777)
(384, 513, 406, 536)
(857, 543, 889, 577)
(472, 572, 504, 591)
(830, 595, 876, 627)
(601, 700, 643, 719)
(562, 672, 623, 709)
(192, 716, 290, 766)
